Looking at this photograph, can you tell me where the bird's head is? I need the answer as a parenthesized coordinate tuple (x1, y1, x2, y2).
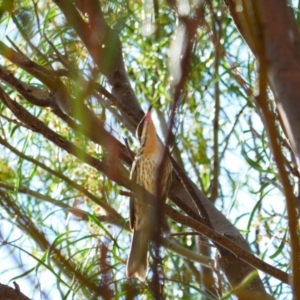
(136, 105, 155, 146)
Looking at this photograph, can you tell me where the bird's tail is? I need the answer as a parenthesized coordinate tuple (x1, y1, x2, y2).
(126, 229, 150, 281)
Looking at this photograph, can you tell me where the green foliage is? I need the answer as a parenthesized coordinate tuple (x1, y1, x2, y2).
(0, 0, 296, 299)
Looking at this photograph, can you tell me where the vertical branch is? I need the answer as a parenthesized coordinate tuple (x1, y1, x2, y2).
(164, 2, 208, 218)
(210, 52, 220, 202)
(209, 5, 224, 203)
(151, 2, 206, 294)
(252, 2, 300, 297)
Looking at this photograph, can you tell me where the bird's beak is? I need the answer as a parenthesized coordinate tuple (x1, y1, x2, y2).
(145, 105, 153, 121)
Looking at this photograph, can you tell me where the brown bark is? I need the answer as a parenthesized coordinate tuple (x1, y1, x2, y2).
(0, 283, 31, 300)
(170, 180, 274, 299)
(224, 0, 300, 161)
(0, 85, 285, 295)
(224, 0, 300, 297)
(53, 0, 143, 125)
(0, 1, 282, 299)
(54, 2, 275, 296)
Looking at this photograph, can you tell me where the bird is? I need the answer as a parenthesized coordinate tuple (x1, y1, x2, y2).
(126, 105, 172, 281)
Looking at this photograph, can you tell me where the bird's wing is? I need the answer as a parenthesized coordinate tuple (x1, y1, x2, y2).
(129, 155, 139, 231)
(129, 196, 135, 231)
(164, 161, 173, 199)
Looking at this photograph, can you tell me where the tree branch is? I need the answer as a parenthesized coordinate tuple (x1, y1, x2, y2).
(0, 283, 31, 300)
